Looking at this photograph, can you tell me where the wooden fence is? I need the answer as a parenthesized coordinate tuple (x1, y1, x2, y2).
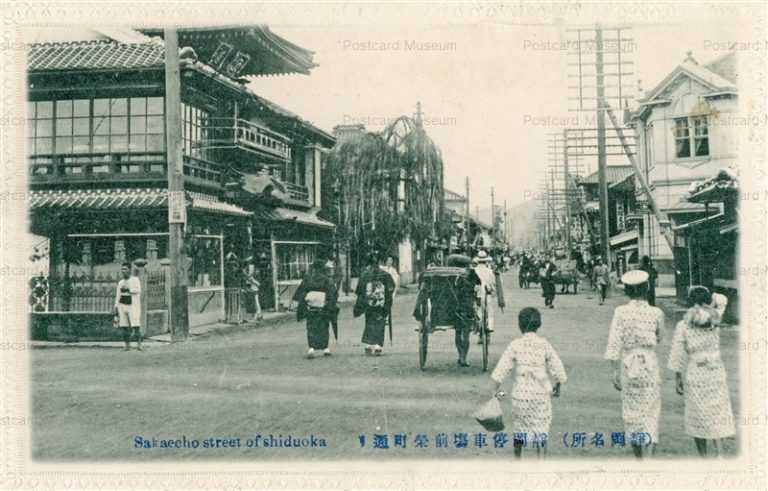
(29, 270, 167, 313)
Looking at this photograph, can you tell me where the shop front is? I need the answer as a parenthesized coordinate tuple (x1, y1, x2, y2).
(249, 205, 335, 311)
(28, 188, 251, 340)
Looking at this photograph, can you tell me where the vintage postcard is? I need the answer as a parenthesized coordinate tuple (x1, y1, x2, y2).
(0, 1, 766, 489)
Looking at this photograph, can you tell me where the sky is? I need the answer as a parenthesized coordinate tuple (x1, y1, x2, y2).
(248, 7, 745, 218)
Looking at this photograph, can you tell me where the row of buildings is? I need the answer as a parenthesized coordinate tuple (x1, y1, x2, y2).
(25, 26, 445, 340)
(550, 51, 739, 321)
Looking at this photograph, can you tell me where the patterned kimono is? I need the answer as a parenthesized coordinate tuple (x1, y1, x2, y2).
(491, 333, 568, 435)
(668, 310, 735, 439)
(355, 266, 395, 347)
(604, 300, 664, 443)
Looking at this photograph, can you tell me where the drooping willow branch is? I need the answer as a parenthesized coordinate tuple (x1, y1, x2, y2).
(323, 116, 450, 256)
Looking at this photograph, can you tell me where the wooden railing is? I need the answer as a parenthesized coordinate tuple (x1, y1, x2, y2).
(209, 117, 292, 161)
(284, 182, 310, 203)
(29, 152, 167, 183)
(29, 270, 167, 313)
(28, 152, 224, 190)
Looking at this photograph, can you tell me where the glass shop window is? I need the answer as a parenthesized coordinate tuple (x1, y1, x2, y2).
(188, 237, 222, 287)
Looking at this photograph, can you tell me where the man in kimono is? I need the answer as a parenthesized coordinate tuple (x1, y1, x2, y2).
(355, 253, 395, 356)
(114, 262, 142, 351)
(540, 256, 557, 309)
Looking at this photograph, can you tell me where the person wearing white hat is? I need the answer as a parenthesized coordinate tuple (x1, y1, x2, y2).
(473, 250, 497, 337)
(668, 286, 735, 457)
(604, 269, 665, 459)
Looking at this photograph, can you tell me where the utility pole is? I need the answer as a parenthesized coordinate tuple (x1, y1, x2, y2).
(164, 28, 189, 341)
(503, 199, 508, 245)
(464, 176, 470, 251)
(566, 24, 633, 265)
(544, 177, 551, 250)
(563, 128, 571, 259)
(595, 24, 611, 266)
(549, 168, 556, 250)
(490, 186, 495, 246)
(414, 101, 423, 125)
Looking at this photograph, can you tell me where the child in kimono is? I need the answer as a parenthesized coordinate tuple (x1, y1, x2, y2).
(668, 286, 735, 457)
(490, 307, 567, 458)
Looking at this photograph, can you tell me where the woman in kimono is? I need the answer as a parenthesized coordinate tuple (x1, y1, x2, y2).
(354, 254, 395, 356)
(604, 269, 665, 458)
(668, 286, 735, 457)
(292, 254, 338, 359)
(490, 307, 567, 458)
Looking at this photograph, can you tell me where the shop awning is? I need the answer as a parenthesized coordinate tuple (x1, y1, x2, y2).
(30, 188, 168, 210)
(273, 207, 335, 229)
(187, 192, 251, 217)
(609, 229, 638, 247)
(249, 204, 334, 229)
(29, 188, 251, 217)
(664, 198, 707, 215)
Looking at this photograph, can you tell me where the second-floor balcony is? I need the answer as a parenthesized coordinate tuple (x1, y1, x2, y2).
(209, 118, 292, 162)
(28, 152, 224, 191)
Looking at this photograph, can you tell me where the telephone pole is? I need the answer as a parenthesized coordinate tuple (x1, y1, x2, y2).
(503, 199, 508, 245)
(165, 28, 189, 341)
(490, 186, 495, 245)
(464, 176, 470, 250)
(595, 25, 611, 265)
(563, 128, 571, 259)
(567, 24, 634, 265)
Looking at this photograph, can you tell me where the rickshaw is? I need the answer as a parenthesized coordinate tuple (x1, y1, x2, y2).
(412, 265, 490, 371)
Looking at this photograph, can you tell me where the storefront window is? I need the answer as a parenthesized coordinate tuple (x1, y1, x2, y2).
(62, 238, 84, 265)
(92, 238, 116, 265)
(277, 243, 316, 281)
(188, 237, 222, 287)
(125, 238, 148, 263)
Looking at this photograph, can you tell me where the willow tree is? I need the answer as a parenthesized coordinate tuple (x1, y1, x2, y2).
(324, 116, 449, 264)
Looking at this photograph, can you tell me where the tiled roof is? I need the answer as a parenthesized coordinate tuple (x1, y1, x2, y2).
(30, 188, 167, 209)
(578, 166, 634, 185)
(139, 25, 317, 76)
(637, 52, 737, 110)
(27, 38, 334, 146)
(273, 207, 334, 229)
(28, 40, 165, 72)
(187, 192, 252, 217)
(687, 167, 738, 203)
(704, 52, 737, 85)
(29, 188, 251, 217)
(249, 204, 334, 228)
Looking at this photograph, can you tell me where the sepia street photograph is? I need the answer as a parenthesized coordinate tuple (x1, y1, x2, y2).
(1, 1, 766, 489)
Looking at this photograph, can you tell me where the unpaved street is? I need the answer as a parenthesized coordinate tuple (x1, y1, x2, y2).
(31, 270, 739, 460)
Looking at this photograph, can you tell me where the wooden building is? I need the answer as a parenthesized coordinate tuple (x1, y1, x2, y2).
(27, 26, 335, 340)
(631, 51, 737, 290)
(672, 168, 739, 321)
(576, 165, 638, 274)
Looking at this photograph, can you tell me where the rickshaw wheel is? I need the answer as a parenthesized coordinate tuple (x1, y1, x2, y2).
(419, 300, 430, 370)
